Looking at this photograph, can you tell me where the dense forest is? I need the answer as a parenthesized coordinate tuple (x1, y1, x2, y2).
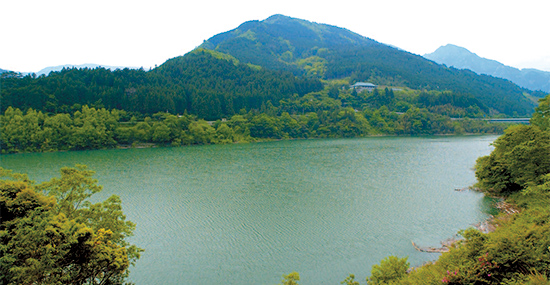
(0, 49, 322, 120)
(1, 83, 506, 154)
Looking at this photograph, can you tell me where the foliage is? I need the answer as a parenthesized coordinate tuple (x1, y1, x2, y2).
(475, 96, 550, 196)
(367, 256, 409, 285)
(341, 274, 361, 285)
(0, 166, 141, 285)
(1, 39, 518, 155)
(0, 50, 323, 120)
(1, 86, 509, 154)
(531, 95, 550, 132)
(279, 271, 300, 285)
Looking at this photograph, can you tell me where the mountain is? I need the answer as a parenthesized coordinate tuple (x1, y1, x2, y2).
(200, 15, 541, 116)
(0, 68, 9, 74)
(35, 64, 137, 76)
(200, 14, 380, 75)
(424, 44, 550, 93)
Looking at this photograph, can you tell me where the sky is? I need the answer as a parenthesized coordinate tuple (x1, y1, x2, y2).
(2, 0, 549, 73)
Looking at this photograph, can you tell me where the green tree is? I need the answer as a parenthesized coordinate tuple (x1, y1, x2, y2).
(341, 274, 361, 285)
(187, 120, 217, 144)
(279, 271, 300, 285)
(249, 114, 282, 138)
(531, 95, 550, 131)
(0, 166, 142, 285)
(367, 256, 409, 285)
(475, 124, 550, 195)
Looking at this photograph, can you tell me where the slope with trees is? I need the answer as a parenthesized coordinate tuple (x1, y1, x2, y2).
(0, 49, 323, 120)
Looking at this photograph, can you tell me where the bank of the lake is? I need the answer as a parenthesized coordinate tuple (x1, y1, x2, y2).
(0, 136, 498, 285)
(1, 103, 508, 154)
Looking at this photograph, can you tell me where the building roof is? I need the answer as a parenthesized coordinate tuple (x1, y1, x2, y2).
(351, 82, 377, 87)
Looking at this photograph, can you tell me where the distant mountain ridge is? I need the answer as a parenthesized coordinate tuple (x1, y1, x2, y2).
(424, 44, 550, 93)
(199, 14, 540, 116)
(36, 64, 138, 76)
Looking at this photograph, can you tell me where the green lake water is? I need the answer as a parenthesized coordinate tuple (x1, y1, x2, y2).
(0, 136, 498, 284)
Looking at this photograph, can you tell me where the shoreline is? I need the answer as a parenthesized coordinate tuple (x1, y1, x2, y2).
(1, 132, 501, 155)
(412, 191, 519, 254)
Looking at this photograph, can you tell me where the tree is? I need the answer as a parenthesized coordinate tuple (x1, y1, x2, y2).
(279, 271, 300, 285)
(0, 166, 142, 285)
(367, 256, 409, 285)
(531, 95, 550, 132)
(341, 274, 361, 285)
(475, 124, 550, 195)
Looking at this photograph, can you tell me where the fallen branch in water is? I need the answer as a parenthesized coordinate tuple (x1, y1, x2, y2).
(411, 241, 450, 253)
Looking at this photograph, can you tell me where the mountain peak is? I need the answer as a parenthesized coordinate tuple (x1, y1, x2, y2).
(437, 44, 475, 56)
(264, 14, 292, 23)
(425, 44, 550, 93)
(427, 44, 482, 61)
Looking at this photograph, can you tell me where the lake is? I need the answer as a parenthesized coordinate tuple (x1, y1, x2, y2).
(0, 136, 497, 284)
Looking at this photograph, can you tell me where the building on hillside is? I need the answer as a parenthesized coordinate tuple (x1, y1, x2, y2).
(350, 82, 377, 92)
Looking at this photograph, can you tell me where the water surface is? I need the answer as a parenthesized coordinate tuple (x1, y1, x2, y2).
(0, 136, 497, 284)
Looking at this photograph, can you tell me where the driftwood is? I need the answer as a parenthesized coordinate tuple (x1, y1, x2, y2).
(411, 241, 450, 253)
(495, 201, 520, 215)
(454, 186, 481, 192)
(474, 219, 496, 233)
(412, 196, 521, 253)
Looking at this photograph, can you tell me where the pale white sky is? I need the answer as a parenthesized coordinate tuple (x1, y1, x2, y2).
(2, 0, 549, 73)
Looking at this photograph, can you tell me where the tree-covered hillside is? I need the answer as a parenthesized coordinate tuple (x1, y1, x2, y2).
(200, 14, 379, 76)
(0, 49, 322, 120)
(201, 14, 542, 116)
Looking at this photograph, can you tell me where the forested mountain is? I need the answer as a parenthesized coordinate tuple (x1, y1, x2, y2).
(0, 68, 8, 74)
(0, 49, 322, 120)
(201, 14, 543, 116)
(200, 14, 379, 75)
(425, 44, 550, 93)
